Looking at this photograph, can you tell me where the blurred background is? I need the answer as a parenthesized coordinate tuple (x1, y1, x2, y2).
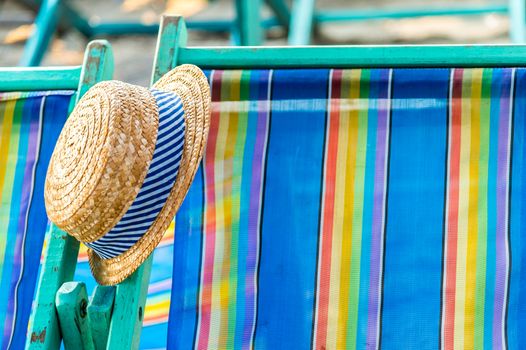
(0, 0, 513, 85)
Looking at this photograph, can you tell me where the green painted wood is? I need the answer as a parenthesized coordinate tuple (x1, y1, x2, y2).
(235, 0, 263, 45)
(102, 23, 185, 346)
(19, 0, 61, 66)
(26, 40, 113, 350)
(0, 67, 81, 91)
(265, 0, 290, 28)
(288, 0, 316, 45)
(177, 44, 526, 68)
(105, 257, 153, 350)
(509, 0, 526, 43)
(56, 282, 94, 350)
(151, 15, 188, 84)
(88, 286, 115, 350)
(77, 40, 114, 101)
(102, 21, 189, 348)
(61, 1, 94, 37)
(26, 226, 80, 350)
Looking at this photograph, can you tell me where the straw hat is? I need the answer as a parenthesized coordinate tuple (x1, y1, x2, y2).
(44, 64, 210, 285)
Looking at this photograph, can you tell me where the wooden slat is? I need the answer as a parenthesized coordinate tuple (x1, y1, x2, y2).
(0, 67, 81, 91)
(56, 282, 95, 350)
(88, 286, 115, 350)
(177, 44, 526, 68)
(105, 258, 153, 350)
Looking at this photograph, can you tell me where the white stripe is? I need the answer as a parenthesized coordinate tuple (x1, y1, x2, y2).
(154, 131, 185, 155)
(159, 102, 183, 120)
(156, 119, 185, 142)
(149, 143, 183, 170)
(140, 159, 182, 191)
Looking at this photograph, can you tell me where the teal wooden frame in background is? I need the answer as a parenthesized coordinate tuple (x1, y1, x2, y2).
(21, 14, 526, 350)
(15, 0, 526, 66)
(287, 0, 526, 45)
(16, 0, 289, 66)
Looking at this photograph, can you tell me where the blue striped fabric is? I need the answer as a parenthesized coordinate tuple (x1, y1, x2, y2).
(86, 89, 185, 259)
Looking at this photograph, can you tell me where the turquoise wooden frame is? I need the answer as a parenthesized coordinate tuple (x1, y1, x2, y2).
(18, 0, 290, 66)
(23, 14, 526, 350)
(18, 40, 115, 350)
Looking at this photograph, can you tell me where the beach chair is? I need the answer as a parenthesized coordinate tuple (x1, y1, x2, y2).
(29, 14, 526, 349)
(287, 0, 526, 45)
(0, 40, 113, 350)
(17, 0, 290, 66)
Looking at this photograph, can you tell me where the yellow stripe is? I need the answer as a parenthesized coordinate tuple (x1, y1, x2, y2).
(464, 68, 482, 350)
(347, 70, 369, 349)
(218, 70, 241, 349)
(326, 70, 352, 350)
(0, 98, 19, 274)
(337, 69, 360, 349)
(454, 69, 473, 350)
(0, 98, 17, 208)
(209, 72, 232, 349)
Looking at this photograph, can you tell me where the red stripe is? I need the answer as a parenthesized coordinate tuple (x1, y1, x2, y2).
(444, 68, 463, 349)
(197, 70, 223, 348)
(315, 69, 342, 349)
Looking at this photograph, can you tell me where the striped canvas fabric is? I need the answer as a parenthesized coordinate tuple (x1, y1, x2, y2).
(0, 91, 73, 350)
(163, 68, 526, 350)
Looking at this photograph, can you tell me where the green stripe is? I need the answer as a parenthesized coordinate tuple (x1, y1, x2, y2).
(226, 70, 249, 348)
(474, 69, 492, 348)
(0, 98, 24, 284)
(346, 69, 370, 349)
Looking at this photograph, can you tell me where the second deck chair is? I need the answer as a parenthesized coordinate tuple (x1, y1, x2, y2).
(0, 40, 113, 349)
(29, 15, 526, 349)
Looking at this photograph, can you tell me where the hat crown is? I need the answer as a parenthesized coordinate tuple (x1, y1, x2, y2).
(44, 81, 159, 242)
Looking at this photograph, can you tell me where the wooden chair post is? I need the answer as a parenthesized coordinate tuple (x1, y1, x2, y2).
(19, 0, 61, 66)
(288, 0, 316, 45)
(25, 40, 113, 350)
(102, 15, 189, 349)
(509, 0, 526, 43)
(234, 0, 263, 45)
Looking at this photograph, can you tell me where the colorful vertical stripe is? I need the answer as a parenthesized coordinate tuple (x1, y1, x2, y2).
(0, 91, 73, 349)
(314, 69, 391, 350)
(195, 69, 271, 349)
(166, 68, 526, 350)
(441, 68, 514, 350)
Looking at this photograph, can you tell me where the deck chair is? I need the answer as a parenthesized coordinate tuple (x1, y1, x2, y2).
(146, 16, 526, 349)
(17, 0, 291, 66)
(0, 40, 113, 350)
(30, 14, 526, 349)
(285, 0, 526, 45)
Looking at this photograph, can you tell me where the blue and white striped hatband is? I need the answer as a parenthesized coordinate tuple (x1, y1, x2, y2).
(44, 64, 211, 285)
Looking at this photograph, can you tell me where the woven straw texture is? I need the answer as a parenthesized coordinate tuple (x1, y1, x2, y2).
(45, 64, 210, 285)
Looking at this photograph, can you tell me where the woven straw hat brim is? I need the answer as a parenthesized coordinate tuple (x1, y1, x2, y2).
(45, 81, 159, 242)
(88, 64, 211, 285)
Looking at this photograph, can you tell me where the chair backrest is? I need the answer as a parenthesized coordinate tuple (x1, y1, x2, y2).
(0, 89, 73, 349)
(0, 41, 113, 350)
(149, 16, 526, 349)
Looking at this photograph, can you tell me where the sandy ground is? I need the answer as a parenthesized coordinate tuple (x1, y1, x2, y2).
(0, 0, 511, 86)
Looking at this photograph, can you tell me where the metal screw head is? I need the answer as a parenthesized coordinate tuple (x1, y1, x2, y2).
(79, 299, 87, 318)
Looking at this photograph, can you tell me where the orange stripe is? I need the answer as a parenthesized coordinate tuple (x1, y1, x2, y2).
(315, 69, 342, 349)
